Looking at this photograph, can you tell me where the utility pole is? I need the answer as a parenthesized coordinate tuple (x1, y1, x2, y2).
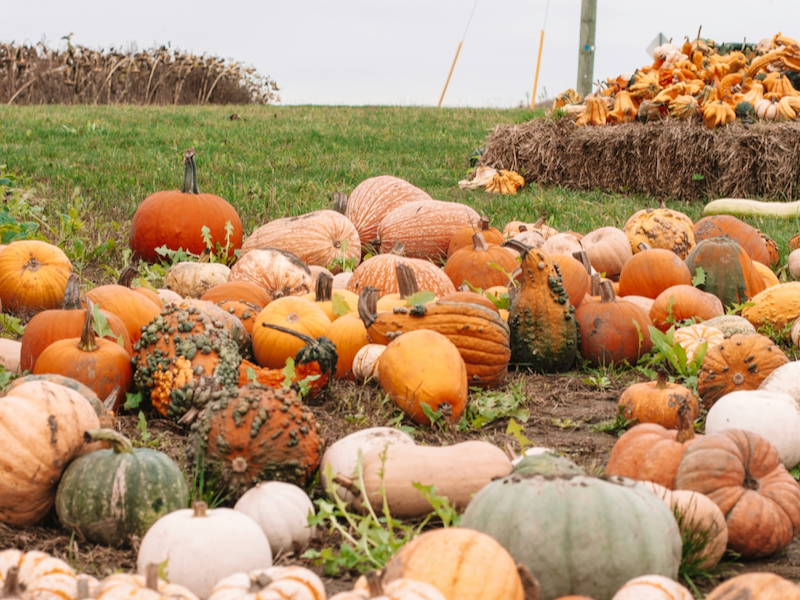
(576, 0, 597, 97)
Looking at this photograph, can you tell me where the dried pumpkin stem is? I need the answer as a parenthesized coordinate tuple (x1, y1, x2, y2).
(63, 273, 82, 310)
(503, 237, 531, 257)
(364, 572, 384, 596)
(192, 500, 208, 517)
(599, 280, 615, 303)
(117, 264, 139, 288)
(145, 564, 159, 591)
(332, 474, 362, 497)
(3, 566, 20, 597)
(396, 263, 419, 298)
(675, 402, 696, 443)
(572, 251, 592, 275)
(181, 148, 199, 194)
(78, 298, 99, 352)
(315, 271, 333, 302)
(472, 231, 489, 253)
(357, 287, 379, 329)
(76, 578, 91, 600)
(83, 429, 134, 454)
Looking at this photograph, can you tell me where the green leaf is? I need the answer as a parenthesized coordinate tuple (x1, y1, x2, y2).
(123, 392, 143, 411)
(332, 293, 351, 316)
(691, 267, 706, 287)
(507, 418, 536, 455)
(404, 290, 435, 306)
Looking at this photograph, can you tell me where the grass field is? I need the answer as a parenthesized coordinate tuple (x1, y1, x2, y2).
(2, 104, 799, 280)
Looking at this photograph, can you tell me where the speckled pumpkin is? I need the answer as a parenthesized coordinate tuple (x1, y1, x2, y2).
(623, 207, 695, 259)
(190, 383, 320, 497)
(741, 282, 800, 330)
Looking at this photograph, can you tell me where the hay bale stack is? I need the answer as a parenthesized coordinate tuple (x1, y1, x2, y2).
(480, 117, 800, 201)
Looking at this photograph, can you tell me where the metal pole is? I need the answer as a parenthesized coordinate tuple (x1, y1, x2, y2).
(531, 30, 545, 108)
(576, 0, 597, 97)
(438, 41, 463, 108)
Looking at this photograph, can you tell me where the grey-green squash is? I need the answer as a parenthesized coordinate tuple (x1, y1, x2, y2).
(55, 429, 189, 547)
(703, 314, 757, 338)
(512, 451, 584, 476)
(460, 474, 682, 600)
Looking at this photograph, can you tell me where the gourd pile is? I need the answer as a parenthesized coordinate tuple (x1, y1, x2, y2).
(3, 159, 800, 600)
(556, 31, 800, 127)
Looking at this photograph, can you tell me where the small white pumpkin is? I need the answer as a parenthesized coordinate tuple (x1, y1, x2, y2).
(233, 482, 316, 557)
(320, 427, 415, 503)
(0, 339, 22, 373)
(792, 317, 800, 349)
(611, 574, 693, 600)
(332, 271, 353, 290)
(789, 248, 800, 280)
(97, 568, 198, 600)
(137, 501, 272, 600)
(706, 390, 800, 469)
(164, 262, 231, 298)
(352, 344, 386, 383)
(157, 288, 183, 304)
(207, 567, 325, 600)
(759, 361, 800, 403)
(330, 574, 447, 600)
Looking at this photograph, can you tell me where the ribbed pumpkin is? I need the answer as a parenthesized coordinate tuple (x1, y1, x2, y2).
(460, 473, 682, 600)
(241, 210, 361, 273)
(649, 284, 723, 332)
(692, 215, 770, 266)
(208, 567, 326, 600)
(617, 248, 692, 299)
(447, 216, 505, 257)
(83, 283, 162, 344)
(191, 383, 321, 495)
(623, 207, 695, 259)
(251, 297, 331, 369)
(741, 282, 800, 330)
(684, 236, 766, 308)
(0, 550, 80, 600)
(381, 528, 526, 600)
(443, 232, 516, 290)
(675, 428, 800, 558)
(551, 253, 591, 309)
(200, 280, 272, 310)
(55, 429, 188, 547)
(703, 314, 756, 338)
(575, 281, 653, 367)
(705, 573, 800, 600)
(344, 175, 432, 254)
(0, 240, 72, 316)
(346, 248, 456, 298)
(330, 575, 446, 600)
(375, 199, 480, 260)
(696, 333, 789, 409)
(606, 401, 699, 490)
(618, 373, 701, 429)
(506, 242, 578, 372)
(130, 150, 243, 263)
(580, 226, 632, 280)
(228, 247, 313, 301)
(673, 322, 724, 362)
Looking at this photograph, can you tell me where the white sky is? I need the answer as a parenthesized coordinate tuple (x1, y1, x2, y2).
(3, 1, 794, 107)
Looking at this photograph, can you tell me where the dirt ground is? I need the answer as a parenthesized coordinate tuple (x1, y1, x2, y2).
(2, 369, 799, 597)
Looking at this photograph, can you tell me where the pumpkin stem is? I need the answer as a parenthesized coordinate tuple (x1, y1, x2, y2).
(637, 242, 652, 252)
(181, 148, 199, 194)
(598, 280, 615, 303)
(332, 474, 362, 497)
(472, 231, 489, 253)
(589, 273, 602, 296)
(103, 387, 120, 413)
(192, 500, 208, 517)
(3, 566, 20, 597)
(675, 402, 696, 443)
(145, 563, 159, 591)
(655, 371, 668, 390)
(478, 216, 490, 232)
(332, 191, 348, 215)
(260, 323, 319, 347)
(76, 578, 91, 600)
(388, 242, 406, 256)
(84, 429, 134, 454)
(504, 442, 519, 462)
(502, 238, 531, 257)
(250, 573, 273, 593)
(78, 298, 99, 352)
(357, 287, 379, 329)
(63, 273, 82, 310)
(315, 271, 334, 302)
(516, 563, 542, 600)
(396, 263, 419, 298)
(117, 264, 138, 288)
(572, 251, 592, 275)
(364, 572, 384, 596)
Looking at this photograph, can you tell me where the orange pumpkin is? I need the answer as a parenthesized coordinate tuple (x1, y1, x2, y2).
(251, 297, 331, 369)
(618, 373, 701, 429)
(325, 312, 370, 381)
(200, 280, 272, 310)
(83, 283, 162, 344)
(550, 253, 592, 309)
(0, 240, 72, 316)
(617, 248, 692, 299)
(692, 215, 770, 266)
(443, 232, 517, 290)
(705, 573, 800, 600)
(346, 250, 456, 298)
(447, 216, 505, 257)
(649, 285, 723, 332)
(228, 248, 313, 301)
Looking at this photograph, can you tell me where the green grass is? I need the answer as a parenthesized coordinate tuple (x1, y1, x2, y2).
(2, 104, 799, 274)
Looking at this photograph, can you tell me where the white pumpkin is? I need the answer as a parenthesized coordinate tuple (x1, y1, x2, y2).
(759, 361, 800, 403)
(137, 502, 272, 600)
(207, 567, 325, 600)
(351, 344, 386, 383)
(0, 338, 22, 373)
(706, 390, 800, 468)
(156, 288, 182, 304)
(332, 271, 353, 290)
(97, 569, 198, 600)
(233, 482, 316, 557)
(509, 446, 555, 467)
(789, 248, 800, 280)
(320, 427, 415, 503)
(792, 317, 800, 349)
(611, 574, 693, 600)
(164, 262, 231, 298)
(542, 232, 584, 256)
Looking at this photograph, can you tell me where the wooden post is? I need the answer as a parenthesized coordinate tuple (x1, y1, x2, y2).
(438, 40, 463, 108)
(530, 29, 545, 108)
(576, 0, 597, 97)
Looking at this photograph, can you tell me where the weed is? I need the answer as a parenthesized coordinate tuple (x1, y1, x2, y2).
(457, 380, 529, 431)
(637, 326, 705, 394)
(790, 464, 800, 482)
(327, 239, 359, 273)
(133, 411, 165, 449)
(582, 373, 612, 390)
(551, 417, 580, 429)
(187, 443, 231, 509)
(589, 406, 635, 437)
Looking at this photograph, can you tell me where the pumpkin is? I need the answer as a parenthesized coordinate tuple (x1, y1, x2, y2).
(377, 329, 467, 425)
(346, 249, 455, 298)
(705, 573, 800, 600)
(706, 390, 800, 469)
(617, 248, 692, 299)
(137, 501, 272, 600)
(607, 90, 638, 124)
(344, 175, 432, 254)
(191, 383, 321, 494)
(330, 574, 447, 600)
(761, 232, 780, 266)
(129, 149, 243, 263)
(623, 206, 695, 259)
(675, 428, 800, 558)
(302, 272, 359, 321)
(207, 567, 326, 600)
(550, 253, 591, 309)
(0, 339, 21, 374)
(692, 215, 770, 266)
(228, 247, 313, 303)
(443, 232, 516, 290)
(163, 262, 231, 299)
(684, 236, 766, 308)
(242, 210, 361, 273)
(381, 528, 526, 600)
(789, 248, 800, 279)
(359, 289, 511, 389)
(605, 400, 699, 489)
(511, 450, 583, 475)
(506, 242, 578, 372)
(200, 281, 271, 310)
(741, 281, 800, 330)
(649, 285, 723, 332)
(437, 290, 500, 313)
(447, 216, 504, 256)
(580, 226, 632, 280)
(668, 94, 700, 120)
(251, 296, 331, 369)
(542, 232, 584, 256)
(0, 550, 79, 600)
(756, 98, 781, 121)
(83, 283, 162, 344)
(20, 274, 133, 372)
(351, 343, 386, 383)
(575, 280, 653, 367)
(33, 299, 133, 412)
(0, 381, 101, 526)
(0, 240, 72, 316)
(460, 473, 682, 600)
(233, 482, 316, 557)
(673, 322, 724, 362)
(325, 312, 369, 380)
(55, 429, 188, 547)
(696, 333, 789, 409)
(96, 568, 198, 600)
(760, 360, 800, 402)
(214, 299, 261, 336)
(611, 575, 693, 600)
(618, 372, 701, 429)
(702, 314, 756, 338)
(116, 265, 165, 307)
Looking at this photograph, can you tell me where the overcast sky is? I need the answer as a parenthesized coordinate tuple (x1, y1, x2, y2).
(3, 1, 793, 107)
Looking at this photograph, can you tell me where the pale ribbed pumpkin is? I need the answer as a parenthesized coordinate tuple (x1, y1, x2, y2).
(346, 250, 455, 297)
(228, 248, 313, 301)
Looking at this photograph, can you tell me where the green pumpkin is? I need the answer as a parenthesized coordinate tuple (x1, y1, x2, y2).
(513, 451, 584, 476)
(55, 429, 188, 547)
(460, 474, 681, 600)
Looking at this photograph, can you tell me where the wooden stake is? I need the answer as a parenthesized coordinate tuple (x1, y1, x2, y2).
(438, 40, 463, 108)
(530, 29, 545, 108)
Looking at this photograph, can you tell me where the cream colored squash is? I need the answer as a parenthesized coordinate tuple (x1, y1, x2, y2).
(351, 343, 386, 383)
(164, 262, 231, 299)
(96, 569, 198, 600)
(330, 575, 447, 600)
(0, 549, 80, 600)
(207, 567, 325, 600)
(0, 339, 22, 374)
(157, 288, 182, 304)
(611, 574, 693, 600)
(233, 482, 316, 557)
(137, 502, 272, 600)
(759, 361, 800, 404)
(581, 226, 633, 279)
(542, 232, 584, 256)
(789, 248, 800, 280)
(332, 271, 353, 290)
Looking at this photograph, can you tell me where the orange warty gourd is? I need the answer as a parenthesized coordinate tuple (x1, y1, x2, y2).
(129, 149, 243, 263)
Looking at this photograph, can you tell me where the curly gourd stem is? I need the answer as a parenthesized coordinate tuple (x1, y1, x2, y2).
(259, 322, 318, 347)
(502, 237, 532, 258)
(357, 287, 380, 329)
(84, 429, 134, 454)
(117, 264, 139, 288)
